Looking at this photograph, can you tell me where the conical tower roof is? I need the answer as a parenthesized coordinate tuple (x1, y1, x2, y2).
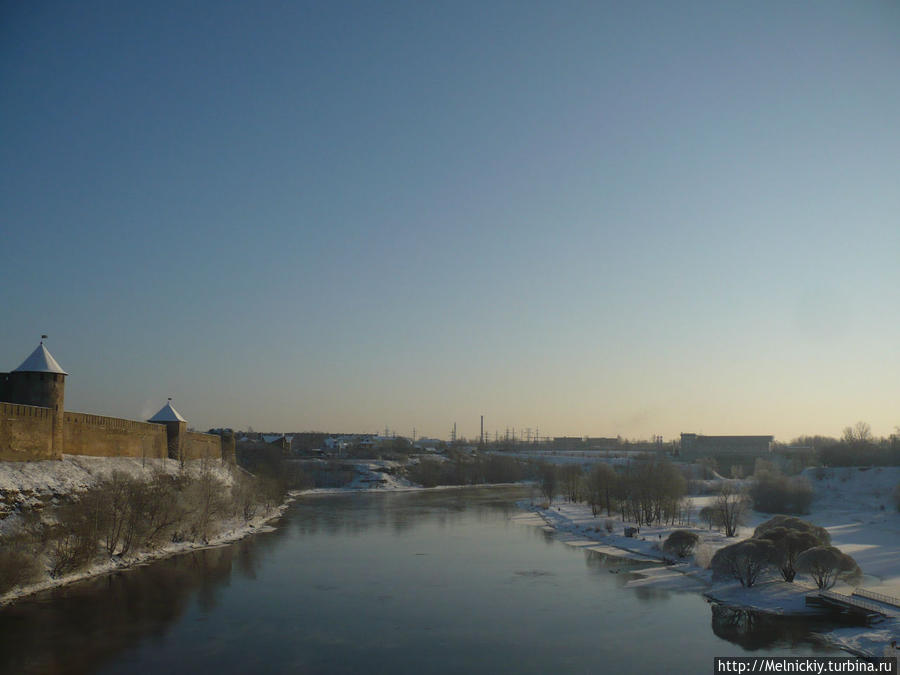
(148, 399, 186, 423)
(13, 342, 68, 375)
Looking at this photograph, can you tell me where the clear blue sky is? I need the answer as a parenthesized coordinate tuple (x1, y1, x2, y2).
(2, 1, 898, 441)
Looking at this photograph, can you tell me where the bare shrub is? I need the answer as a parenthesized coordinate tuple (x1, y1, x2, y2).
(183, 468, 228, 543)
(663, 530, 700, 558)
(231, 471, 260, 522)
(140, 472, 188, 548)
(0, 532, 43, 594)
(94, 471, 135, 556)
(750, 470, 813, 514)
(259, 476, 286, 516)
(48, 498, 100, 578)
(699, 505, 723, 531)
(752, 515, 830, 546)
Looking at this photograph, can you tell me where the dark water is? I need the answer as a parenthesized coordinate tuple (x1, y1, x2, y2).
(0, 487, 836, 674)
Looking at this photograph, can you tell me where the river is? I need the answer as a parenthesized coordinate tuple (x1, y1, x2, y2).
(0, 486, 837, 674)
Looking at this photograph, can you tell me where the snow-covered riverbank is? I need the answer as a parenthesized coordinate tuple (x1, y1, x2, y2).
(0, 455, 291, 607)
(0, 498, 291, 608)
(515, 466, 900, 658)
(0, 454, 235, 527)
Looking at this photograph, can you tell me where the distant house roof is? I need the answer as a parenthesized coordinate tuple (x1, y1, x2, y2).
(263, 433, 292, 443)
(13, 342, 68, 375)
(148, 400, 186, 423)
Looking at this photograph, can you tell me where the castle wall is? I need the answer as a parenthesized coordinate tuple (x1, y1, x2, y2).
(182, 431, 223, 461)
(0, 402, 57, 461)
(63, 411, 168, 459)
(3, 371, 66, 456)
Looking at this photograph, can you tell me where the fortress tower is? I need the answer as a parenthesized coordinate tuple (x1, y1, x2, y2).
(2, 338, 67, 455)
(148, 398, 186, 461)
(2, 341, 225, 464)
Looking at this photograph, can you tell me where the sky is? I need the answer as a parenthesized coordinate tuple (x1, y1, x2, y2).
(2, 1, 899, 442)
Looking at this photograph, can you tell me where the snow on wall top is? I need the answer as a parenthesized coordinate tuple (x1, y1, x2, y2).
(148, 401, 186, 423)
(12, 342, 68, 375)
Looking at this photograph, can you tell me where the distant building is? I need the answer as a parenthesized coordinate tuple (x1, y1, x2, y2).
(679, 433, 773, 460)
(553, 436, 584, 450)
(585, 437, 619, 451)
(263, 433, 293, 453)
(413, 438, 443, 451)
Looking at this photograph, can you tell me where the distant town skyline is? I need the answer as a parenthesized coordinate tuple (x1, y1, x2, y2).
(3, 2, 899, 442)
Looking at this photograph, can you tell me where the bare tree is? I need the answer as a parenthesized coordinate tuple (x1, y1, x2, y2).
(96, 471, 133, 556)
(616, 458, 686, 526)
(699, 505, 723, 531)
(186, 466, 228, 542)
(714, 483, 749, 537)
(795, 546, 862, 590)
(756, 527, 822, 582)
(710, 539, 777, 587)
(586, 463, 617, 517)
(539, 463, 557, 505)
(842, 421, 873, 445)
(141, 472, 189, 548)
(560, 464, 582, 503)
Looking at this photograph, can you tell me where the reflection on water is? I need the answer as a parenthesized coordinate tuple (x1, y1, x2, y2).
(290, 488, 519, 537)
(711, 605, 835, 653)
(0, 534, 282, 675)
(0, 487, 838, 675)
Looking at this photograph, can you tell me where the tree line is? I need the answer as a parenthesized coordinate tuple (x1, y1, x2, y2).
(406, 454, 531, 487)
(0, 462, 290, 596)
(538, 458, 693, 528)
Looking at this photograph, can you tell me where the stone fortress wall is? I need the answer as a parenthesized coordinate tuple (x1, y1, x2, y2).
(0, 402, 55, 462)
(62, 412, 169, 460)
(0, 343, 234, 464)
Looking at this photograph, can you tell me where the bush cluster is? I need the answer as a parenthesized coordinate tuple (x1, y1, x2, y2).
(749, 471, 813, 514)
(0, 464, 284, 593)
(710, 515, 860, 589)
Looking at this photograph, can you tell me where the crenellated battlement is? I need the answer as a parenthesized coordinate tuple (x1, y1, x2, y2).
(64, 411, 164, 434)
(0, 401, 53, 420)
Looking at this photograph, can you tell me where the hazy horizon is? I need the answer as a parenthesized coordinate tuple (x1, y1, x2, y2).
(2, 2, 898, 442)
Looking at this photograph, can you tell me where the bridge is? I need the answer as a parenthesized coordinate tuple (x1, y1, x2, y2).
(805, 588, 900, 625)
